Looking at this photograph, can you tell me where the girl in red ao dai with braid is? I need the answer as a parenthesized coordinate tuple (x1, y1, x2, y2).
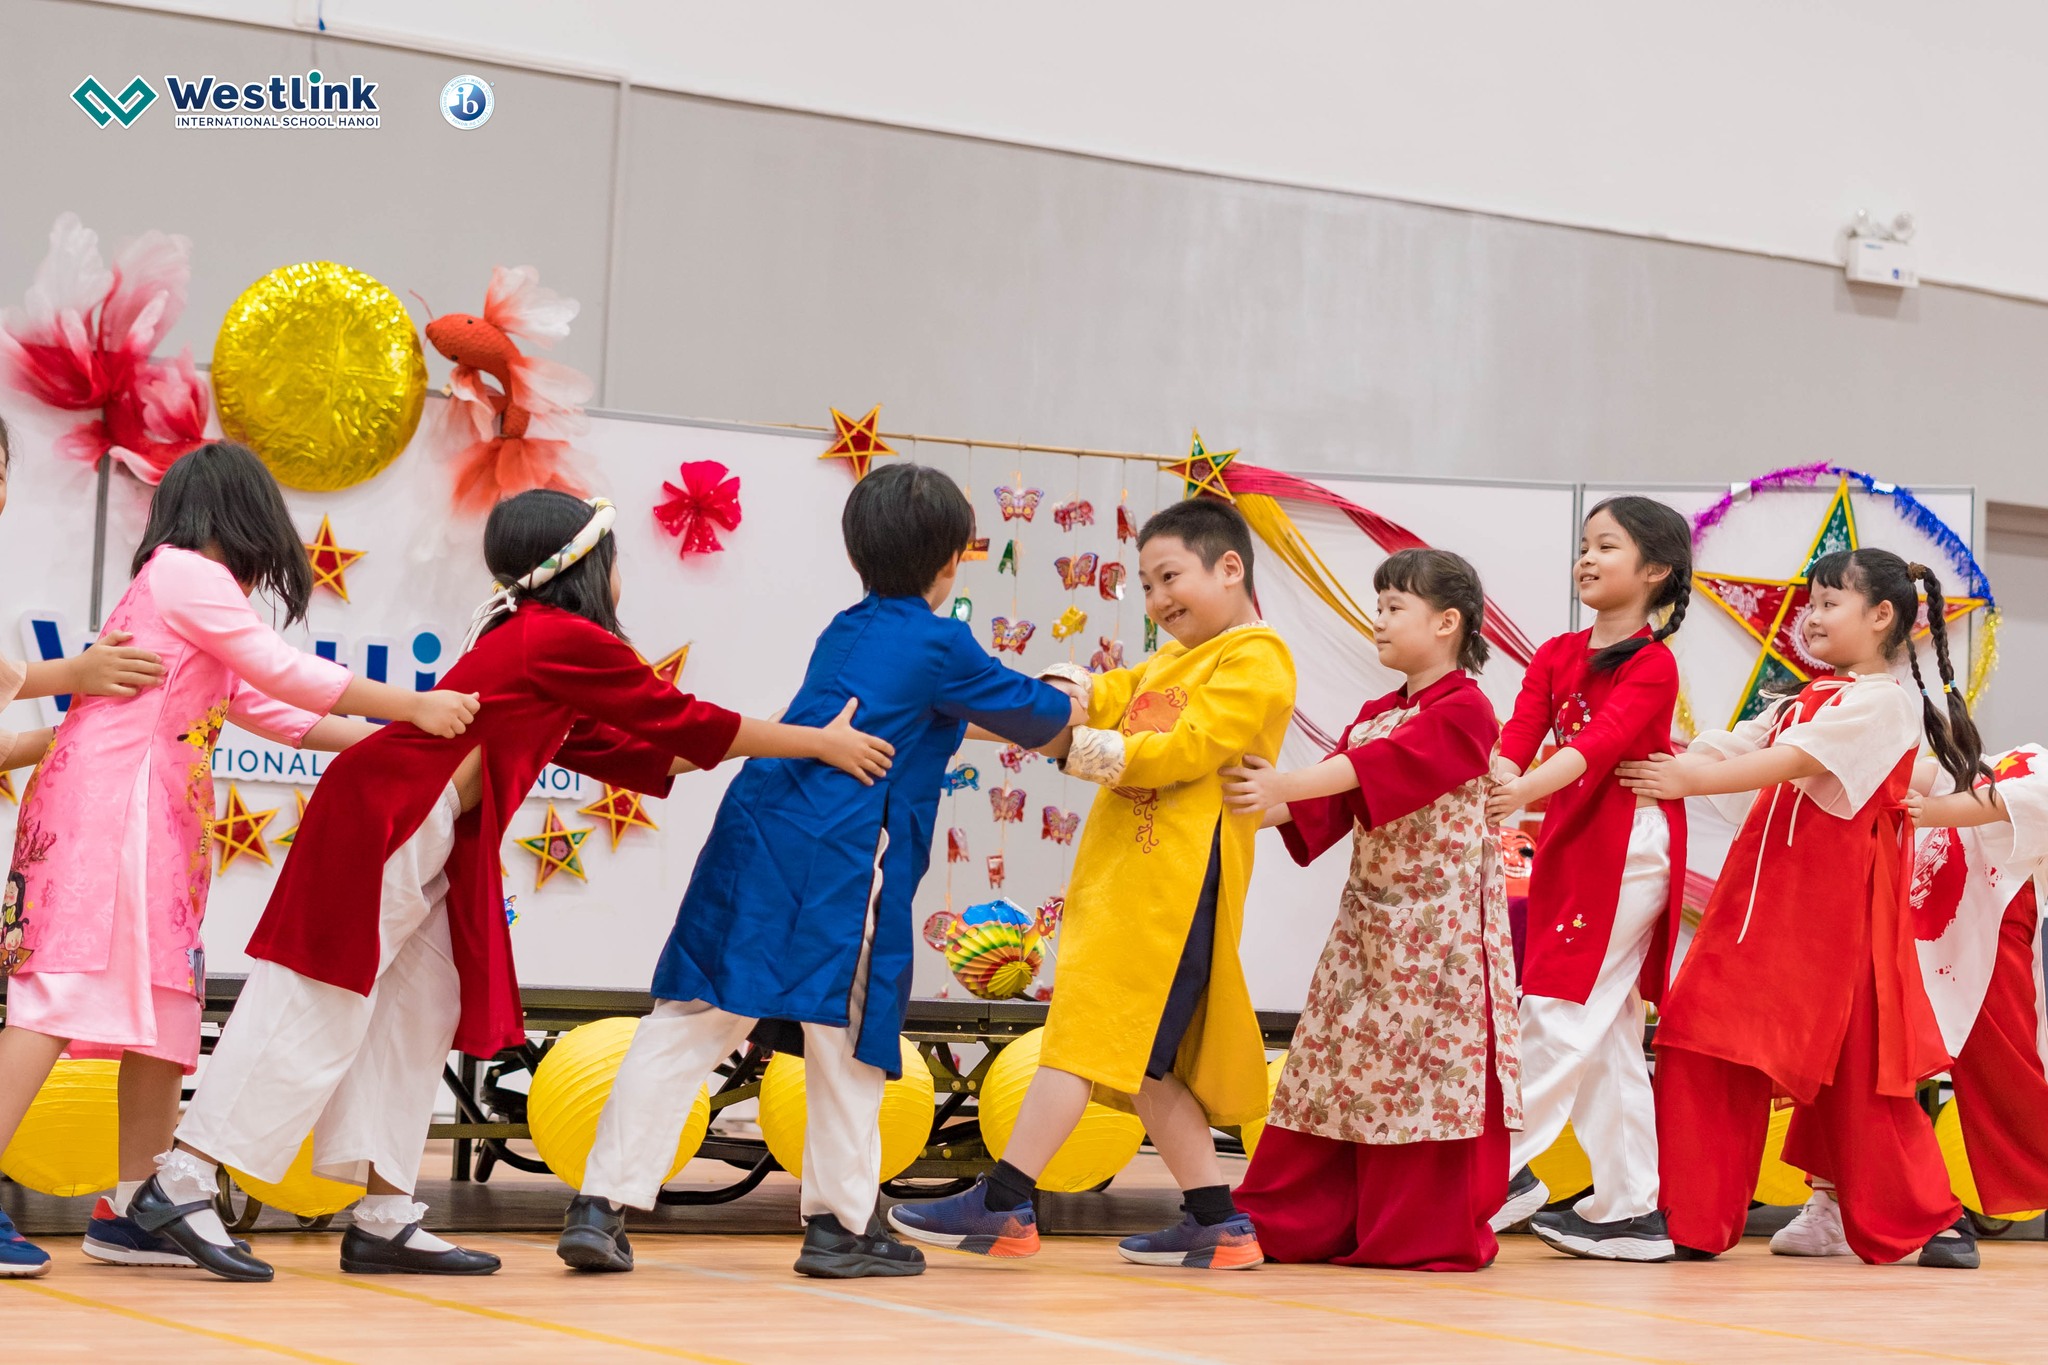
(1619, 548, 1985, 1268)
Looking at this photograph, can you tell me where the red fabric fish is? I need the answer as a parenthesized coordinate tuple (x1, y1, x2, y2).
(425, 266, 594, 513)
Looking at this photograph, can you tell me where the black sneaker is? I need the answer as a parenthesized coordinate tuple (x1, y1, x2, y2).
(793, 1212, 926, 1279)
(1672, 1245, 1718, 1261)
(1530, 1207, 1676, 1262)
(557, 1195, 633, 1272)
(1490, 1165, 1550, 1233)
(1917, 1217, 1980, 1270)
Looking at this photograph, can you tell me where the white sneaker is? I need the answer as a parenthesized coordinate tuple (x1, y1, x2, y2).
(1770, 1191, 1852, 1257)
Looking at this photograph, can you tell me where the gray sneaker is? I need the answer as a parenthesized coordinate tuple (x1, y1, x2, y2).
(1530, 1207, 1676, 1263)
(557, 1195, 633, 1272)
(1917, 1218, 1980, 1270)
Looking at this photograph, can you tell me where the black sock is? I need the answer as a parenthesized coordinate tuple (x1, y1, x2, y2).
(1182, 1184, 1237, 1227)
(983, 1160, 1037, 1212)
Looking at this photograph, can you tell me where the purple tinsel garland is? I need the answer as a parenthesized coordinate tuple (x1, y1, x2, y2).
(1691, 463, 1995, 606)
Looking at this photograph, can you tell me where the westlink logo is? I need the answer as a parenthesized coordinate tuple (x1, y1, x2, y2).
(72, 75, 158, 127)
(167, 68, 381, 129)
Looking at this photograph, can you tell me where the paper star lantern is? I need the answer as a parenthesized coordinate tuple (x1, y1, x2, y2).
(650, 644, 692, 689)
(210, 785, 279, 872)
(1695, 476, 1986, 725)
(1165, 429, 1238, 502)
(820, 406, 896, 480)
(579, 784, 658, 850)
(304, 516, 366, 601)
(517, 803, 592, 888)
(272, 790, 311, 849)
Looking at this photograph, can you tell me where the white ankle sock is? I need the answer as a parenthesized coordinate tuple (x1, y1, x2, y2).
(153, 1150, 236, 1248)
(352, 1195, 453, 1252)
(113, 1180, 144, 1216)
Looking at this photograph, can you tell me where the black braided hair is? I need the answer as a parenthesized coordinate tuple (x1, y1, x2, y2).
(1584, 496, 1693, 672)
(1808, 548, 1987, 793)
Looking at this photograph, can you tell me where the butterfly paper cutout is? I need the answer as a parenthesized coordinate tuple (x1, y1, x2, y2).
(942, 764, 980, 794)
(1089, 636, 1125, 673)
(1116, 504, 1138, 542)
(996, 485, 1044, 522)
(990, 786, 1026, 823)
(1041, 806, 1080, 845)
(998, 744, 1030, 772)
(1052, 605, 1088, 640)
(948, 827, 970, 862)
(1055, 552, 1099, 591)
(990, 617, 1035, 654)
(1053, 499, 1094, 531)
(986, 853, 1006, 888)
(1098, 562, 1126, 601)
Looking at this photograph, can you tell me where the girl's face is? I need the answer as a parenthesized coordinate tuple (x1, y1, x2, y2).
(1373, 588, 1460, 676)
(1803, 578, 1895, 668)
(1575, 507, 1668, 614)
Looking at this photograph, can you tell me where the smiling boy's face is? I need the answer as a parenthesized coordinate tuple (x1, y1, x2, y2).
(1139, 534, 1246, 649)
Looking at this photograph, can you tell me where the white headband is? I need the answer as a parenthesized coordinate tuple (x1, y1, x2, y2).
(464, 497, 617, 649)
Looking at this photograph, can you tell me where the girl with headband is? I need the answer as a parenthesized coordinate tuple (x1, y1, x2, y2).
(136, 489, 894, 1282)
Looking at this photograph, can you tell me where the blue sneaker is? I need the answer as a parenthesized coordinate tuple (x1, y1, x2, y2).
(887, 1180, 1040, 1258)
(83, 1196, 246, 1267)
(1117, 1212, 1264, 1270)
(0, 1206, 51, 1278)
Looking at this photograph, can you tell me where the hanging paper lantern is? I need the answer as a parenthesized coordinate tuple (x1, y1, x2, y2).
(1089, 637, 1125, 673)
(997, 744, 1029, 773)
(757, 1037, 935, 1182)
(946, 827, 969, 863)
(527, 1017, 712, 1189)
(963, 538, 991, 562)
(944, 897, 1045, 1000)
(212, 261, 427, 491)
(1529, 1122, 1593, 1201)
(226, 1135, 363, 1219)
(1099, 563, 1127, 601)
(942, 764, 980, 794)
(1936, 1098, 2047, 1222)
(1236, 1053, 1290, 1161)
(989, 786, 1026, 822)
(950, 596, 973, 623)
(0, 1059, 118, 1196)
(1041, 806, 1078, 844)
(979, 1028, 1145, 1192)
(1055, 553, 1098, 591)
(985, 853, 1006, 889)
(990, 617, 1034, 654)
(1753, 1104, 1812, 1207)
(1116, 504, 1138, 542)
(922, 910, 959, 950)
(995, 485, 1043, 522)
(997, 541, 1018, 576)
(1052, 499, 1094, 531)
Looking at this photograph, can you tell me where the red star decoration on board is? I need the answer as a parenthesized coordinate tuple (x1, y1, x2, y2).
(650, 644, 692, 689)
(210, 784, 279, 872)
(579, 784, 659, 850)
(272, 790, 311, 848)
(304, 516, 366, 601)
(820, 406, 897, 480)
(1694, 476, 1986, 726)
(1164, 429, 1237, 502)
(516, 803, 592, 889)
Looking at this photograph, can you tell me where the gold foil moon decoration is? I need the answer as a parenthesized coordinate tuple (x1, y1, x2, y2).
(212, 261, 426, 491)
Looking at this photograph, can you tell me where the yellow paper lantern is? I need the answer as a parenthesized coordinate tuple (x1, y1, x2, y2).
(1936, 1098, 2047, 1222)
(758, 1037, 936, 1182)
(226, 1135, 363, 1220)
(1753, 1104, 1813, 1206)
(527, 1017, 711, 1189)
(213, 261, 427, 491)
(977, 1028, 1145, 1193)
(0, 1059, 118, 1196)
(1236, 1052, 1290, 1161)
(1530, 1122, 1593, 1200)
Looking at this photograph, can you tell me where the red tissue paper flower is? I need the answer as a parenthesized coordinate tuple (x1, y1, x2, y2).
(654, 459, 743, 558)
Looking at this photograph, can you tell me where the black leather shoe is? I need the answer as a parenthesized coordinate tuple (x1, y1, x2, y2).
(794, 1212, 926, 1279)
(341, 1223, 500, 1275)
(557, 1194, 633, 1272)
(127, 1176, 274, 1282)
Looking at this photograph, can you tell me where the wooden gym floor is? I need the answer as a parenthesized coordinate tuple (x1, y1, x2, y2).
(6, 1147, 2046, 1364)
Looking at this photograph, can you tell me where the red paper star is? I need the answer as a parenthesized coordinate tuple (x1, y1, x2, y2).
(579, 784, 659, 850)
(1165, 430, 1238, 502)
(650, 644, 691, 689)
(517, 803, 592, 888)
(211, 785, 279, 872)
(305, 516, 366, 601)
(821, 406, 896, 480)
(273, 790, 311, 849)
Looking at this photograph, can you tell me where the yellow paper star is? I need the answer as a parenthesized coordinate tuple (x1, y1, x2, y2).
(0, 771, 14, 805)
(579, 784, 659, 850)
(211, 784, 279, 872)
(650, 643, 692, 689)
(821, 406, 897, 480)
(305, 516, 366, 601)
(517, 802, 592, 888)
(1165, 429, 1237, 502)
(272, 790, 311, 849)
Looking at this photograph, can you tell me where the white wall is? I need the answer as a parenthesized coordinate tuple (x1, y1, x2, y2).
(89, 0, 2048, 301)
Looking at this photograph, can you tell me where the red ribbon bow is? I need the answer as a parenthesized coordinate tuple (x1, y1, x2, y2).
(654, 459, 743, 558)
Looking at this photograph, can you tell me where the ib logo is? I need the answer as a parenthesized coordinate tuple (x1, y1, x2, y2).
(72, 75, 158, 127)
(441, 74, 494, 130)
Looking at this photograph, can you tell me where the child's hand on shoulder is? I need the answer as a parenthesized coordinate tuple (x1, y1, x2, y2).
(1222, 754, 1284, 815)
(412, 689, 482, 738)
(1615, 752, 1689, 801)
(77, 631, 166, 697)
(1488, 753, 1522, 789)
(816, 698, 894, 785)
